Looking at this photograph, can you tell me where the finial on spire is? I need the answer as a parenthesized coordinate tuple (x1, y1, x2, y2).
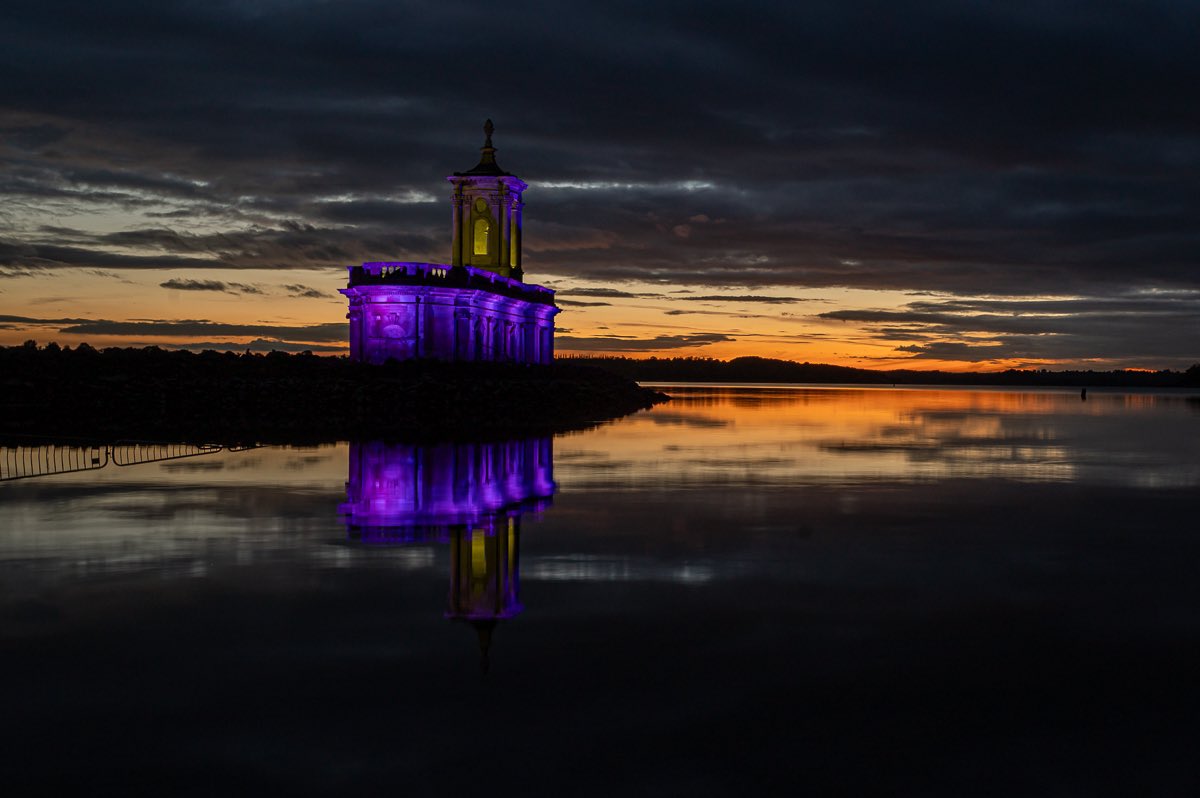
(474, 620, 495, 677)
(477, 119, 498, 168)
(453, 118, 510, 176)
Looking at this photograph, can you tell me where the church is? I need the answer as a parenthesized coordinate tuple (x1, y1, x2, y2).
(340, 121, 558, 364)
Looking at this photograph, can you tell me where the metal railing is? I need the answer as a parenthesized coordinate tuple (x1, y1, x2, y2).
(350, 261, 556, 304)
(111, 442, 223, 467)
(0, 444, 108, 481)
(0, 440, 254, 482)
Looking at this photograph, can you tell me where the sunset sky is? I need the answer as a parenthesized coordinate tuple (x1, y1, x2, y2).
(2, 0, 1198, 370)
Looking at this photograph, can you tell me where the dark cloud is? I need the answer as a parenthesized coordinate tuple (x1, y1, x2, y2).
(555, 291, 808, 305)
(557, 333, 734, 351)
(0, 265, 50, 279)
(558, 288, 647, 299)
(58, 320, 347, 343)
(819, 292, 1200, 366)
(172, 338, 345, 354)
(0, 240, 228, 271)
(158, 278, 327, 298)
(0, 314, 89, 324)
(677, 295, 810, 304)
(2, 224, 439, 273)
(84, 269, 128, 281)
(894, 342, 1009, 362)
(663, 309, 777, 320)
(1, 0, 1198, 362)
(160, 278, 262, 294)
(27, 296, 79, 305)
(2, 314, 346, 344)
(556, 299, 612, 307)
(282, 284, 327, 299)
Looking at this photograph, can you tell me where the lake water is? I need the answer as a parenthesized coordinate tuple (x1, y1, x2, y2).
(2, 385, 1198, 795)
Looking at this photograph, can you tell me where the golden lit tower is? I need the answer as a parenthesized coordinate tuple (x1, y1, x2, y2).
(448, 119, 528, 280)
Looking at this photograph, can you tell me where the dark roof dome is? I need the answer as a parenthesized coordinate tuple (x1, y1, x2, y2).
(454, 119, 513, 177)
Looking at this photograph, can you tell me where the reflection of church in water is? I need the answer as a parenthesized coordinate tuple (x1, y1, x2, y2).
(339, 438, 555, 670)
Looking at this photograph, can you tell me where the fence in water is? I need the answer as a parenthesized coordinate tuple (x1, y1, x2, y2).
(0, 441, 251, 482)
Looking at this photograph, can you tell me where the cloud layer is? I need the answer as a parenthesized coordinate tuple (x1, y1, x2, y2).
(1, 314, 345, 348)
(819, 292, 1200, 364)
(2, 1, 1198, 364)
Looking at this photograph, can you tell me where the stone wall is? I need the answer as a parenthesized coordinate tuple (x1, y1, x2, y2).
(341, 262, 558, 365)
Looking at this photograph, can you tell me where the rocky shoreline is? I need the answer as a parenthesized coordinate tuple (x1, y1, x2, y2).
(0, 344, 669, 444)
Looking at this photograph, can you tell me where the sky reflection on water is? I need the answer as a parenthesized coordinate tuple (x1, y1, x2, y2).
(561, 385, 1200, 489)
(1, 386, 1199, 795)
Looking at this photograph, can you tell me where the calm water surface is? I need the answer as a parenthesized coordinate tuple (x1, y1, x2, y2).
(2, 386, 1198, 795)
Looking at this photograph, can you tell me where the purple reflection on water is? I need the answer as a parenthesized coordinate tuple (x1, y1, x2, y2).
(340, 439, 556, 665)
(340, 439, 554, 542)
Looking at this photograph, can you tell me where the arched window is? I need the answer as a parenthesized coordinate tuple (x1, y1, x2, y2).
(473, 218, 490, 255)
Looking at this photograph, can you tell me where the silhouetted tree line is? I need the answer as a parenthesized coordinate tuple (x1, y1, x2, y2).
(0, 342, 665, 444)
(561, 355, 1200, 388)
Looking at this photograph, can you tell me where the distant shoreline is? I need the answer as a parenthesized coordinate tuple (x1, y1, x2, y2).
(4, 344, 1196, 446)
(0, 344, 667, 445)
(564, 355, 1200, 389)
(639, 381, 1199, 394)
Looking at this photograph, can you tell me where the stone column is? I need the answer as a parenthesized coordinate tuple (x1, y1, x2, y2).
(455, 308, 471, 361)
(451, 183, 464, 267)
(461, 192, 472, 266)
(347, 302, 362, 361)
(414, 297, 423, 358)
(512, 201, 523, 271)
(499, 184, 511, 270)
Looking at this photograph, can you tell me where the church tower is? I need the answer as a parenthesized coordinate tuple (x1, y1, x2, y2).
(448, 120, 528, 280)
(342, 120, 556, 365)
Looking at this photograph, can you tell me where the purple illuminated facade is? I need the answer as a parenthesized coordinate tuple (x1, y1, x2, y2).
(340, 438, 556, 653)
(341, 121, 558, 365)
(339, 438, 555, 544)
(342, 262, 557, 364)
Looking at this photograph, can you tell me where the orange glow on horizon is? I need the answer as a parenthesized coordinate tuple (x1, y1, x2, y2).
(0, 270, 1186, 373)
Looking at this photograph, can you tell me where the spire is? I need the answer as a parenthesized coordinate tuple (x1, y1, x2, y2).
(476, 119, 498, 169)
(474, 619, 496, 677)
(455, 118, 511, 177)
